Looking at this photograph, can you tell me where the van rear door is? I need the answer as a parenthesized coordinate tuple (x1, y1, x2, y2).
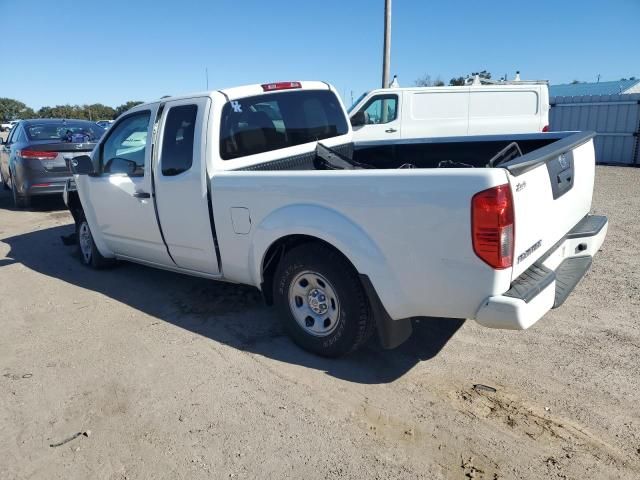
(504, 132, 597, 279)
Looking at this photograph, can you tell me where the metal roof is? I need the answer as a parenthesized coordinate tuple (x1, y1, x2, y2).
(550, 79, 640, 97)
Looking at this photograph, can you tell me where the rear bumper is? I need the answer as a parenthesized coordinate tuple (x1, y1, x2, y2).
(475, 214, 608, 329)
(13, 160, 71, 197)
(26, 180, 69, 196)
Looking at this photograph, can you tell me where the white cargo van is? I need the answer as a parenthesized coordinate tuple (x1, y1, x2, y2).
(349, 82, 550, 143)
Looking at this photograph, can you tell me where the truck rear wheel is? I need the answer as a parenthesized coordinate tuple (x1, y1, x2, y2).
(77, 213, 114, 269)
(273, 243, 373, 357)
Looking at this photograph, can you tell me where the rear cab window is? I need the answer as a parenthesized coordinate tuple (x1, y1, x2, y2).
(161, 104, 198, 176)
(220, 90, 348, 160)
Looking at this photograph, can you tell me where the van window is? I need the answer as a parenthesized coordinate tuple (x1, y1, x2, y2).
(358, 95, 398, 125)
(161, 104, 197, 176)
(411, 92, 468, 120)
(220, 89, 348, 160)
(469, 91, 539, 117)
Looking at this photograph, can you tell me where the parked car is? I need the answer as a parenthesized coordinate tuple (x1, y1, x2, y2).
(1, 121, 13, 132)
(0, 119, 105, 208)
(348, 82, 550, 143)
(64, 81, 606, 357)
(96, 120, 114, 129)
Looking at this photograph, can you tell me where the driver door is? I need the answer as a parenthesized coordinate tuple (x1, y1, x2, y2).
(351, 93, 401, 143)
(84, 107, 173, 266)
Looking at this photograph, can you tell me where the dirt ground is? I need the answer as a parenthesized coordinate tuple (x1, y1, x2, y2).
(0, 166, 638, 480)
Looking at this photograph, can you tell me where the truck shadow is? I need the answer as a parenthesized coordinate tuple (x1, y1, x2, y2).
(0, 222, 464, 385)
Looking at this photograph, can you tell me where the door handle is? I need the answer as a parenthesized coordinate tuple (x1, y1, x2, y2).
(133, 191, 151, 199)
(385, 128, 397, 133)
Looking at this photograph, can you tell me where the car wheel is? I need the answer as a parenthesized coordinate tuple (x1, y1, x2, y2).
(10, 173, 30, 208)
(77, 213, 115, 269)
(273, 243, 374, 357)
(0, 169, 9, 190)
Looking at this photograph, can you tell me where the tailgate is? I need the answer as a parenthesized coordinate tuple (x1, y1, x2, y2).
(504, 132, 596, 279)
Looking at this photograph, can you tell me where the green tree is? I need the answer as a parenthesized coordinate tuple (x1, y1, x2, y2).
(83, 103, 116, 121)
(415, 74, 445, 87)
(114, 101, 144, 118)
(449, 70, 493, 86)
(0, 98, 35, 121)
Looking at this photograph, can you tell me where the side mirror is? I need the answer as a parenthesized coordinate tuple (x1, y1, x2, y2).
(350, 111, 366, 127)
(70, 155, 94, 175)
(104, 157, 136, 175)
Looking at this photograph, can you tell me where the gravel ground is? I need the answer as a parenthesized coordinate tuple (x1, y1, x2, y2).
(0, 166, 639, 480)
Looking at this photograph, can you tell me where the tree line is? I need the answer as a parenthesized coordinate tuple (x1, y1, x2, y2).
(0, 97, 144, 122)
(415, 70, 494, 87)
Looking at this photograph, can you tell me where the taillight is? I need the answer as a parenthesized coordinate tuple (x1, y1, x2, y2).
(472, 184, 514, 269)
(18, 150, 58, 160)
(542, 125, 549, 132)
(261, 81, 302, 92)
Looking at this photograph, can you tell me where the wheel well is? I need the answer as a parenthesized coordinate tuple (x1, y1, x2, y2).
(260, 235, 358, 305)
(66, 190, 84, 226)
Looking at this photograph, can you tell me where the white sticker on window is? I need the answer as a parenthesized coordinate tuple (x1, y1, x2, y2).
(231, 101, 242, 113)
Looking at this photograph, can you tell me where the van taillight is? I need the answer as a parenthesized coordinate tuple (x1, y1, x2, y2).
(542, 125, 549, 132)
(472, 184, 514, 269)
(261, 81, 302, 91)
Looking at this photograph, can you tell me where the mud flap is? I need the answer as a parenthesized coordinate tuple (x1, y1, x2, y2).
(359, 274, 413, 349)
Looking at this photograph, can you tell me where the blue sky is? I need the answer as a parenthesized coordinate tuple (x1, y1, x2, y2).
(1, 0, 638, 109)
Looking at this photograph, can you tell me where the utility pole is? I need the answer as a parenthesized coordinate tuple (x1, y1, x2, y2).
(381, 0, 392, 88)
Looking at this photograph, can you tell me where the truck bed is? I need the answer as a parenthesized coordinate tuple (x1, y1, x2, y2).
(237, 132, 584, 172)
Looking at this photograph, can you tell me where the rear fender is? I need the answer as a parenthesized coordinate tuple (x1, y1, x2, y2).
(249, 204, 408, 313)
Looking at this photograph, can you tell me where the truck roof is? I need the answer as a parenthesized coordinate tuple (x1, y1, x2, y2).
(133, 81, 334, 110)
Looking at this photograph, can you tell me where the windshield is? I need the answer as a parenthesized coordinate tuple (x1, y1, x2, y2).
(347, 92, 369, 114)
(26, 122, 105, 142)
(220, 89, 348, 160)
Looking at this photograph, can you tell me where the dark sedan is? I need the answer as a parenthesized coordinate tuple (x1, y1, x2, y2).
(0, 119, 105, 208)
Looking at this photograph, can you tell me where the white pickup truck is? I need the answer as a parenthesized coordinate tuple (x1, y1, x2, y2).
(64, 81, 608, 357)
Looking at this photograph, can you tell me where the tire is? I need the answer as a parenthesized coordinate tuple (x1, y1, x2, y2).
(0, 169, 9, 190)
(77, 213, 115, 269)
(273, 243, 373, 357)
(10, 173, 30, 208)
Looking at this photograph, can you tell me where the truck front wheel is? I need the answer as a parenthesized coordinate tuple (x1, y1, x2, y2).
(77, 214, 114, 269)
(273, 243, 373, 357)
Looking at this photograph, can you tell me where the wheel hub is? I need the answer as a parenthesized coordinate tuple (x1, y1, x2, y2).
(288, 271, 340, 337)
(307, 288, 328, 315)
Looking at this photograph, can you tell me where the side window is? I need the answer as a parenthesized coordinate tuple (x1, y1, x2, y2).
(161, 104, 197, 176)
(100, 111, 151, 176)
(359, 95, 398, 125)
(17, 127, 27, 143)
(6, 125, 19, 144)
